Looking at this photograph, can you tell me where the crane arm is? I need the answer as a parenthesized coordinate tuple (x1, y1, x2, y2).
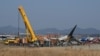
(18, 6, 37, 42)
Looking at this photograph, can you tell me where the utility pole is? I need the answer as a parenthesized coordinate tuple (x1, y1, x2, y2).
(18, 11, 20, 36)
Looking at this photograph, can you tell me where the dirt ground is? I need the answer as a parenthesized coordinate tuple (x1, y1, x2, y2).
(0, 44, 100, 56)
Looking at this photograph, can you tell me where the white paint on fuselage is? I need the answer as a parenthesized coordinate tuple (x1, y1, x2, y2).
(58, 35, 68, 40)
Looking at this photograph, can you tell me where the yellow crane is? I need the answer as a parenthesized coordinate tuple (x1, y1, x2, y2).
(4, 6, 39, 46)
(18, 6, 39, 46)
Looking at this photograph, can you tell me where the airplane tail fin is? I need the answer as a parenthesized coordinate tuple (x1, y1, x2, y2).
(67, 25, 82, 45)
(68, 25, 77, 36)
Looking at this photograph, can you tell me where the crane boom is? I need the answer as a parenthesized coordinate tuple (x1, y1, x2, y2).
(18, 6, 37, 42)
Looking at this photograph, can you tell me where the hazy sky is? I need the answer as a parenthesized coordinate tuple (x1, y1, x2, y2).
(0, 0, 100, 30)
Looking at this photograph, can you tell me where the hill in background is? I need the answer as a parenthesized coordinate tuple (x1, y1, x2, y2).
(0, 25, 100, 35)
